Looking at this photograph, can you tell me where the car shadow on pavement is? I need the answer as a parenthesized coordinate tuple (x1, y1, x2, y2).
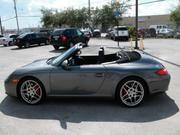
(0, 93, 178, 129)
(49, 48, 67, 53)
(143, 51, 180, 68)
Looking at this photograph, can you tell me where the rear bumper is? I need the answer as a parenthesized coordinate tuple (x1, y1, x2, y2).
(148, 74, 171, 94)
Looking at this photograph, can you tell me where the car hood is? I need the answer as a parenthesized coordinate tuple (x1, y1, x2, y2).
(13, 58, 52, 75)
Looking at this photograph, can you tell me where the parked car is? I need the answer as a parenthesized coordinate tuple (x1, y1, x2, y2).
(93, 29, 101, 37)
(149, 24, 168, 35)
(50, 28, 89, 50)
(15, 32, 50, 48)
(174, 32, 180, 39)
(111, 26, 129, 41)
(81, 29, 93, 38)
(3, 34, 19, 46)
(0, 35, 3, 38)
(0, 36, 6, 45)
(156, 29, 174, 38)
(5, 43, 170, 107)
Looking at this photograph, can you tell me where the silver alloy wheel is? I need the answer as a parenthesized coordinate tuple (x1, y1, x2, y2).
(20, 80, 42, 104)
(120, 80, 144, 107)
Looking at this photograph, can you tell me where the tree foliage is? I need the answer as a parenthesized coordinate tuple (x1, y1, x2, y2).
(40, 1, 130, 29)
(170, 6, 180, 27)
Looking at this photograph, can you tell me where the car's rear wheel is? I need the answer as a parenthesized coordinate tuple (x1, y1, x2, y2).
(18, 77, 45, 105)
(18, 45, 22, 49)
(116, 77, 146, 107)
(45, 40, 49, 45)
(24, 42, 30, 48)
(8, 41, 13, 46)
(53, 45, 59, 50)
(85, 40, 88, 47)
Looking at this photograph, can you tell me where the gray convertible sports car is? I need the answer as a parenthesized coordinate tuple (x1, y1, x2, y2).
(4, 44, 170, 107)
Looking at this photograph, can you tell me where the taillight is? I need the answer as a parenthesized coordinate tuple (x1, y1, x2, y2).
(155, 68, 168, 76)
(60, 35, 68, 43)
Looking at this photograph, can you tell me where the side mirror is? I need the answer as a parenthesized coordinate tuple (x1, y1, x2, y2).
(61, 60, 70, 70)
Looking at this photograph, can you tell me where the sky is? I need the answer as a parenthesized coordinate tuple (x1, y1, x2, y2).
(0, 0, 179, 29)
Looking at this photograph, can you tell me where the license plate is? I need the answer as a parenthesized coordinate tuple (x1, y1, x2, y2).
(53, 36, 59, 40)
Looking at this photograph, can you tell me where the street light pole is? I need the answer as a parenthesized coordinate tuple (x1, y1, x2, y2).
(135, 0, 139, 49)
(88, 0, 91, 22)
(13, 0, 20, 34)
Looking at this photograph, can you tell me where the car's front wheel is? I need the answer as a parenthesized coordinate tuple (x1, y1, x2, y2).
(24, 42, 30, 48)
(116, 77, 147, 107)
(8, 41, 13, 46)
(53, 45, 59, 50)
(18, 77, 45, 105)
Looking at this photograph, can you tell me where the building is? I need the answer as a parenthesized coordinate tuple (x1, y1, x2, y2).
(120, 14, 173, 29)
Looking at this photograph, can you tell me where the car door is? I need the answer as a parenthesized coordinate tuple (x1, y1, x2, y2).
(30, 34, 37, 44)
(70, 29, 80, 44)
(50, 64, 106, 95)
(76, 29, 86, 43)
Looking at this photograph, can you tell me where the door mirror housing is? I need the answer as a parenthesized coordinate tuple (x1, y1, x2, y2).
(61, 60, 70, 70)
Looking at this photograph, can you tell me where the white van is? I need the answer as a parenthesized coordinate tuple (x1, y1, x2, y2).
(111, 26, 129, 41)
(149, 25, 168, 34)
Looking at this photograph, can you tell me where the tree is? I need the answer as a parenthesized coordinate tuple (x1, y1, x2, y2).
(40, 9, 54, 27)
(92, 1, 130, 31)
(40, 0, 130, 30)
(170, 6, 180, 29)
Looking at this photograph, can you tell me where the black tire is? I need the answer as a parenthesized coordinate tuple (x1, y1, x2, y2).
(116, 77, 147, 107)
(53, 45, 59, 50)
(45, 40, 49, 45)
(84, 40, 88, 47)
(18, 45, 22, 49)
(8, 41, 13, 46)
(17, 77, 46, 105)
(24, 42, 30, 48)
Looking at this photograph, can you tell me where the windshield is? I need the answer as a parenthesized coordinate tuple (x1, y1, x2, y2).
(52, 30, 64, 36)
(18, 33, 27, 38)
(49, 47, 76, 65)
(115, 27, 128, 31)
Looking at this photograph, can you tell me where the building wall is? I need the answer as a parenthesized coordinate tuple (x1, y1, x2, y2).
(120, 14, 173, 29)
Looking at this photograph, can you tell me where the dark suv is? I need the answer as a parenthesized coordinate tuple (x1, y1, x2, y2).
(15, 32, 50, 48)
(50, 28, 89, 50)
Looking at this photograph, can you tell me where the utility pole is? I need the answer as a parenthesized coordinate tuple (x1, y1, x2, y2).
(13, 0, 20, 34)
(88, 0, 91, 26)
(0, 16, 3, 35)
(135, 0, 139, 49)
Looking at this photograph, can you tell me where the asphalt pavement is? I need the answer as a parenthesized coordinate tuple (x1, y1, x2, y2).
(0, 38, 180, 135)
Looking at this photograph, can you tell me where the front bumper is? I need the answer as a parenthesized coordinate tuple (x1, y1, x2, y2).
(4, 75, 19, 97)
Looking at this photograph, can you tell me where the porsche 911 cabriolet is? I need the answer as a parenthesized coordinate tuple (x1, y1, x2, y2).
(4, 44, 170, 107)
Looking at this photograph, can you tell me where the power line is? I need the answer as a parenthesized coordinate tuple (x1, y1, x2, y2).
(2, 17, 16, 22)
(131, 0, 166, 6)
(1, 0, 169, 23)
(18, 15, 41, 18)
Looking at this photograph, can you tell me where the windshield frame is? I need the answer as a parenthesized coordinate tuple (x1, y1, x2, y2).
(49, 46, 78, 66)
